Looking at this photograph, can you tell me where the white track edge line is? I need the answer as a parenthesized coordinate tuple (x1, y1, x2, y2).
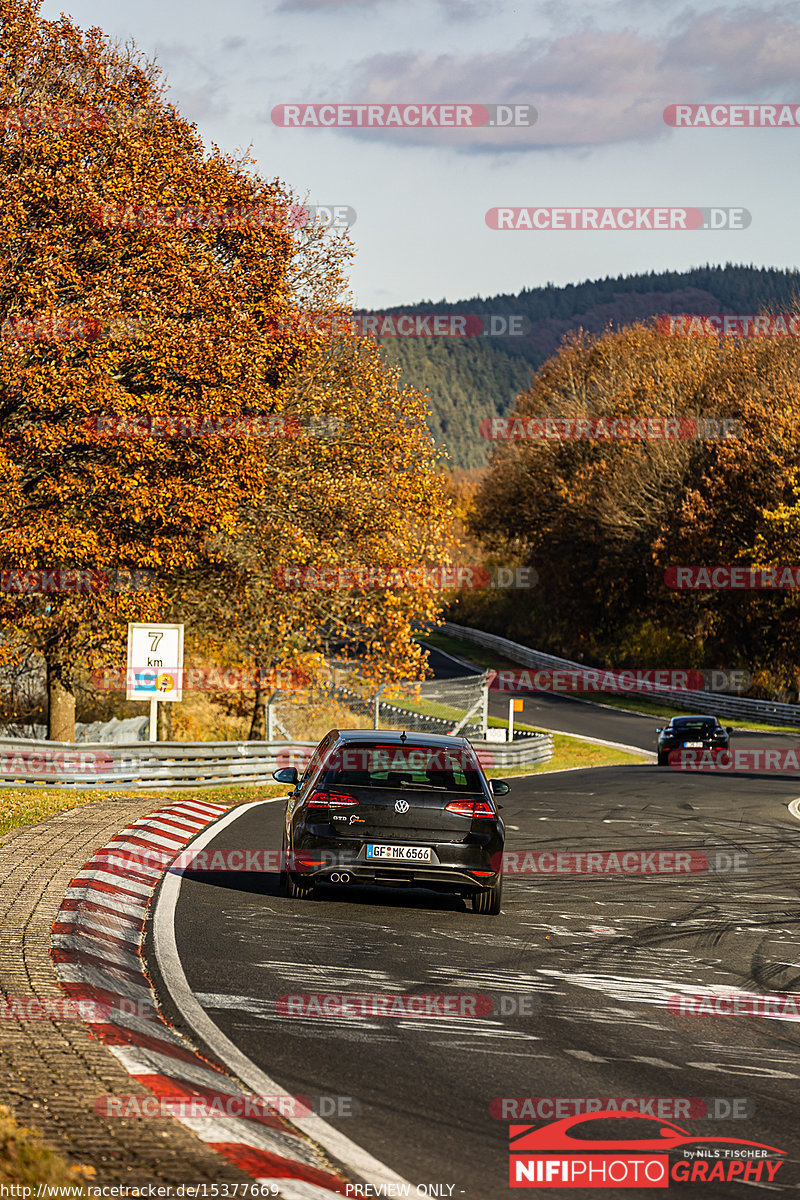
(153, 797, 412, 1191)
(536, 728, 655, 757)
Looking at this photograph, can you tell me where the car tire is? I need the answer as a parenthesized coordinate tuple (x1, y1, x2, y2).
(472, 877, 502, 915)
(279, 826, 288, 889)
(657, 751, 669, 766)
(286, 871, 316, 900)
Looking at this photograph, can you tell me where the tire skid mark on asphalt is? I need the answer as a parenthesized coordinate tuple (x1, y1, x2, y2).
(50, 800, 354, 1197)
(538, 967, 800, 1023)
(199, 995, 540, 1041)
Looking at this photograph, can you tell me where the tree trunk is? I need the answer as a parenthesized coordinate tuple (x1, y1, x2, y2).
(249, 687, 267, 740)
(46, 652, 75, 742)
(157, 702, 173, 741)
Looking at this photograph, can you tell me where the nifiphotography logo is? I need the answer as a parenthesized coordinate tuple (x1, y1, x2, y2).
(508, 1111, 785, 1187)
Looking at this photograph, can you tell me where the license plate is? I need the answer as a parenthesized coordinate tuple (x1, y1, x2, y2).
(683, 741, 703, 748)
(366, 844, 432, 862)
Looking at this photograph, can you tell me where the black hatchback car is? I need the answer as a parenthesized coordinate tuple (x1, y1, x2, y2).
(273, 729, 507, 914)
(655, 715, 732, 765)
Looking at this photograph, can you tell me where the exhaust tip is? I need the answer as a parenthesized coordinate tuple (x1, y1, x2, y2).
(330, 872, 341, 882)
(339, 872, 350, 884)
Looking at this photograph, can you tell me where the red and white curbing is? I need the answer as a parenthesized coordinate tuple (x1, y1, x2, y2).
(51, 799, 352, 1198)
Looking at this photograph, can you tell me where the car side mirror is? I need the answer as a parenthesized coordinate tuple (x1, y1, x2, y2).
(655, 728, 663, 734)
(490, 779, 510, 795)
(273, 767, 299, 785)
(726, 727, 733, 735)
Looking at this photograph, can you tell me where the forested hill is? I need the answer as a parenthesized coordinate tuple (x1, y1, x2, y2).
(372, 264, 800, 469)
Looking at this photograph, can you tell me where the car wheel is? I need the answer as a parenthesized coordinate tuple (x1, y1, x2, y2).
(286, 871, 316, 900)
(472, 877, 502, 915)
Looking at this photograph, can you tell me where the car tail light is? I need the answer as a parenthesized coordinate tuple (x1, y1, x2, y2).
(444, 800, 495, 818)
(291, 852, 327, 871)
(308, 791, 358, 810)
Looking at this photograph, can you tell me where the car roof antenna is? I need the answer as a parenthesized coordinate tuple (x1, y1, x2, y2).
(400, 730, 407, 743)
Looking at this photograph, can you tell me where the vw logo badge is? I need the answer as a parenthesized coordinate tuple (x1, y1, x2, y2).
(394, 799, 410, 814)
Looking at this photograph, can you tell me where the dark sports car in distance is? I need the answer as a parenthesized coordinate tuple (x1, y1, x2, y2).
(273, 728, 507, 914)
(655, 714, 732, 766)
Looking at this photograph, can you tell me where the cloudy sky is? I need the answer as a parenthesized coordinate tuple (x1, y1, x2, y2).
(39, 0, 800, 307)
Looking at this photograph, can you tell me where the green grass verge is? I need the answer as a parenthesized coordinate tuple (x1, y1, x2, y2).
(484, 732, 648, 778)
(0, 1104, 95, 1191)
(420, 631, 798, 735)
(0, 782, 285, 843)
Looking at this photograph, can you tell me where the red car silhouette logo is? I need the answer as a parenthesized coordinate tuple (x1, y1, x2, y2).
(510, 1110, 784, 1154)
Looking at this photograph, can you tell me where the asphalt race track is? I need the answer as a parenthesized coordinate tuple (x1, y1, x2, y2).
(425, 644, 800, 756)
(154, 689, 800, 1199)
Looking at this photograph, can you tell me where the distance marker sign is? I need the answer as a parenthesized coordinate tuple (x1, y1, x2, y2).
(126, 623, 184, 702)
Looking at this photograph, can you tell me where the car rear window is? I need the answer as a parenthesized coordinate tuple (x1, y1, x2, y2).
(323, 743, 485, 792)
(672, 720, 717, 733)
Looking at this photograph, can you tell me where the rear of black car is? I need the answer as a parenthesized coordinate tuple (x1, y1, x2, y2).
(282, 731, 505, 913)
(656, 716, 730, 766)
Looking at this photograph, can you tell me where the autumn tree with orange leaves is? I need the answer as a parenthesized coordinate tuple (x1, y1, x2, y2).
(468, 321, 800, 693)
(178, 335, 451, 738)
(0, 0, 453, 739)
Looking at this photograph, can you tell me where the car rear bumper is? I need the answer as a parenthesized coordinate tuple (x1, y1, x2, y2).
(288, 837, 502, 891)
(313, 862, 500, 891)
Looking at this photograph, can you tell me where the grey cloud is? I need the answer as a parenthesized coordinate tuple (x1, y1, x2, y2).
(318, 6, 800, 151)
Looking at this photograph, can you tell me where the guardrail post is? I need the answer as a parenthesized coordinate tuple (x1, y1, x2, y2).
(374, 685, 387, 729)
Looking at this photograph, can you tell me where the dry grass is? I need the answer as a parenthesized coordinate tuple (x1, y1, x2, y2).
(0, 1104, 95, 1191)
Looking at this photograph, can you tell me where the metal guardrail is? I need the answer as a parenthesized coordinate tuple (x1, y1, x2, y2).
(0, 730, 553, 788)
(442, 622, 800, 728)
